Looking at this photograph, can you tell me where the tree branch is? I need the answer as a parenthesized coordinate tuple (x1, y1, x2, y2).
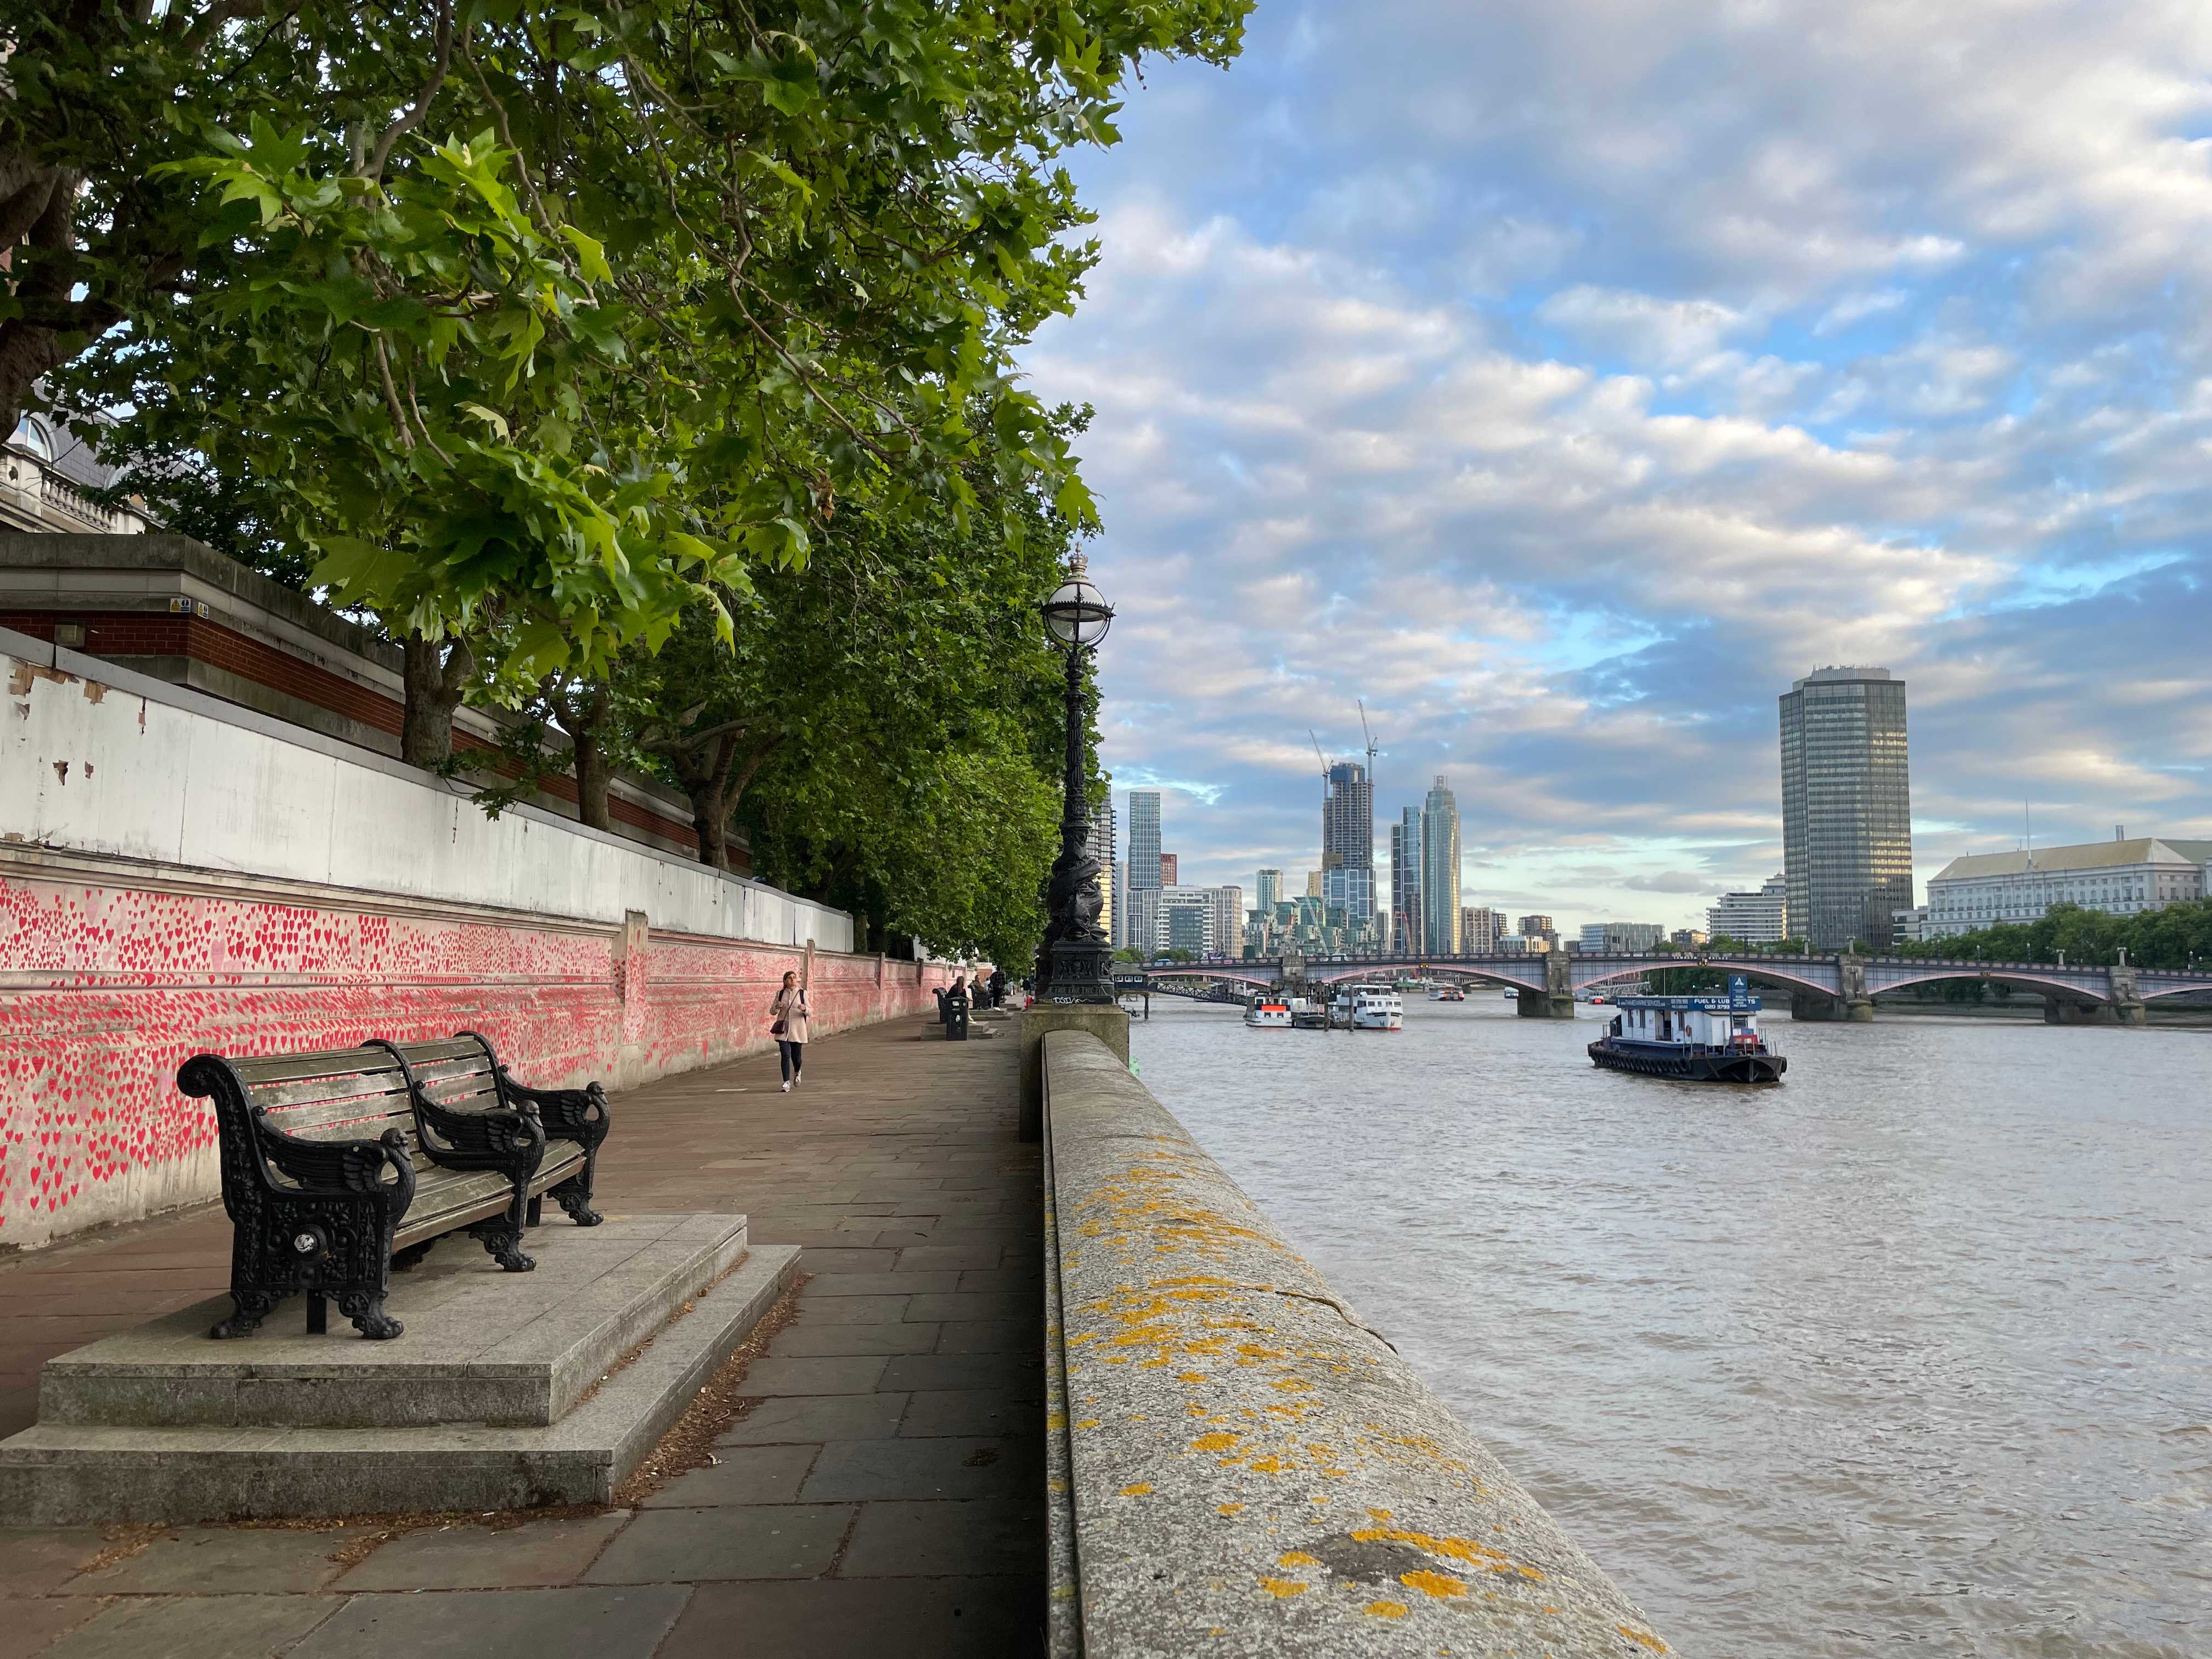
(364, 0, 455, 181)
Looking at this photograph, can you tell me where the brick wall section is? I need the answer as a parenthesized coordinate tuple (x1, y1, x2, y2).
(0, 866, 970, 1249)
(0, 608, 723, 865)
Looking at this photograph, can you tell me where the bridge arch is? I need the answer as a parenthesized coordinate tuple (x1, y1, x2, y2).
(1570, 959, 1842, 998)
(1868, 967, 2110, 1002)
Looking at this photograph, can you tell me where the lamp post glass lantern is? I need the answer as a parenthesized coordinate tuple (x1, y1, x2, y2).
(1037, 557, 1115, 1003)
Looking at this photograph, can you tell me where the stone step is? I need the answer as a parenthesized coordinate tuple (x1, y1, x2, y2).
(0, 1239, 799, 1524)
(38, 1212, 754, 1430)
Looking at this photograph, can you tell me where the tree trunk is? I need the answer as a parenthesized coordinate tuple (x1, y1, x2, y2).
(399, 632, 473, 766)
(686, 786, 731, 869)
(564, 681, 612, 832)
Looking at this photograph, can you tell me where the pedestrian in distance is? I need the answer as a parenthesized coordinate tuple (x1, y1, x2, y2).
(770, 969, 810, 1092)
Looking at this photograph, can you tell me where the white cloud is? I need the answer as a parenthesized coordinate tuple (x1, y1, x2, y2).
(1020, 0, 2212, 925)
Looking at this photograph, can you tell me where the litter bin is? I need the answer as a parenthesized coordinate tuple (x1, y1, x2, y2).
(944, 993, 970, 1040)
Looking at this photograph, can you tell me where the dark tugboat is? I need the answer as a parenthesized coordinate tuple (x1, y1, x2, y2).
(1588, 975, 1785, 1084)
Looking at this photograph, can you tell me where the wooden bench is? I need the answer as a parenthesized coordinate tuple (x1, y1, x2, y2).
(179, 1034, 612, 1341)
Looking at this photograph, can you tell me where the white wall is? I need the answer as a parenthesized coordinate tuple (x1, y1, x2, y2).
(2, 631, 852, 950)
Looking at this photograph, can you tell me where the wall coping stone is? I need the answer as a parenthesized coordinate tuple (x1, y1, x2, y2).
(2, 626, 842, 944)
(1042, 1029, 1674, 1657)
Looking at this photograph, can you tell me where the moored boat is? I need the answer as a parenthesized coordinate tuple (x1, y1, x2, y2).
(1244, 995, 1291, 1029)
(1334, 984, 1403, 1030)
(1426, 984, 1465, 1002)
(1587, 976, 1784, 1084)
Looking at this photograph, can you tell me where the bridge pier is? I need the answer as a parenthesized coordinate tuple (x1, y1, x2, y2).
(1792, 994, 1874, 1022)
(2044, 999, 2115, 1026)
(1515, 953, 1576, 1018)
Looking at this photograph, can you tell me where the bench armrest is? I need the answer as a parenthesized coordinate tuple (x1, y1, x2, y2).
(500, 1076, 612, 1152)
(253, 1114, 417, 1220)
(364, 1040, 546, 1176)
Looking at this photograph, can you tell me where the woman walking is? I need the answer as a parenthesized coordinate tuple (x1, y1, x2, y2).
(769, 969, 810, 1092)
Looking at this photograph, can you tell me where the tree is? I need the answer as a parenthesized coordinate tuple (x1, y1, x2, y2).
(18, 0, 1252, 687)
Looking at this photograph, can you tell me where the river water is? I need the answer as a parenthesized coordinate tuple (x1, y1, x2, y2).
(1126, 996, 2212, 1656)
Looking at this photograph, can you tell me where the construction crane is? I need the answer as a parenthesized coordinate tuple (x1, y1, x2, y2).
(1358, 698, 1378, 785)
(1309, 728, 1330, 780)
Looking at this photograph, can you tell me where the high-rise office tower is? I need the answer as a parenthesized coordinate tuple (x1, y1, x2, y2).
(1306, 870, 1324, 899)
(1779, 667, 1914, 949)
(1111, 861, 1128, 947)
(1460, 906, 1503, 952)
(1127, 792, 1162, 895)
(1210, 885, 1244, 956)
(1391, 809, 1423, 955)
(1322, 761, 1372, 872)
(1086, 798, 1116, 947)
(1420, 776, 1461, 953)
(1159, 853, 1178, 887)
(1255, 868, 1284, 913)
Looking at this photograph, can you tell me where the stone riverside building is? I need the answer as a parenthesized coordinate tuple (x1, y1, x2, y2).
(1924, 833, 2212, 938)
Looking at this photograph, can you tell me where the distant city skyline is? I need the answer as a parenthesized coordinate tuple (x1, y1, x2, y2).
(1034, 5, 2212, 932)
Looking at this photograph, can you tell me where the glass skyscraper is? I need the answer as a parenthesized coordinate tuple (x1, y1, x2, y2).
(1420, 776, 1461, 953)
(1127, 792, 1161, 892)
(1391, 809, 1422, 955)
(1779, 667, 1914, 950)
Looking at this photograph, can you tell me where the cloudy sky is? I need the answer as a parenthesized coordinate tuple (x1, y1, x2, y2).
(1024, 0, 2212, 934)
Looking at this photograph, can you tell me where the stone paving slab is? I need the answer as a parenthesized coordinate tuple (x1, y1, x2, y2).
(0, 1013, 1043, 1657)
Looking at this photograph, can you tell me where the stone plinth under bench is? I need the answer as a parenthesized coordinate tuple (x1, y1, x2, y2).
(0, 1212, 797, 1524)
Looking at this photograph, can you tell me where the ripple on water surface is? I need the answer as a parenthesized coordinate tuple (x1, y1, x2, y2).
(1129, 999, 2212, 1658)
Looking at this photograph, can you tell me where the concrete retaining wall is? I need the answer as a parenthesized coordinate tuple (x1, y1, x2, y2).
(1042, 1029, 1674, 1657)
(1, 636, 965, 1250)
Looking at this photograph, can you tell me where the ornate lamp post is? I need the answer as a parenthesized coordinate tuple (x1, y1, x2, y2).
(1036, 556, 1115, 1003)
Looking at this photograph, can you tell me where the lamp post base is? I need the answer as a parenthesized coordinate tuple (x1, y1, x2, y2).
(1043, 938, 1117, 1007)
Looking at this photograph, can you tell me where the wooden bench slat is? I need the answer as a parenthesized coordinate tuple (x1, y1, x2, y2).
(387, 1037, 490, 1065)
(403, 1055, 497, 1089)
(247, 1073, 413, 1113)
(228, 1047, 404, 1087)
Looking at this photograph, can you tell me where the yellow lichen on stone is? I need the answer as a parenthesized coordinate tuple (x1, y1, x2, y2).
(1118, 1482, 1153, 1497)
(1617, 1627, 1669, 1652)
(1216, 1503, 1244, 1516)
(1364, 1600, 1409, 1618)
(1351, 1526, 1545, 1583)
(1276, 1551, 1321, 1568)
(1398, 1569, 1467, 1600)
(1073, 1419, 1101, 1430)
(1367, 1508, 1393, 1521)
(1257, 1578, 1309, 1598)
(1190, 1432, 1242, 1452)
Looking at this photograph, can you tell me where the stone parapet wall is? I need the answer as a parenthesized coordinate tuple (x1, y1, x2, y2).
(1, 637, 970, 1250)
(1041, 1029, 1671, 1657)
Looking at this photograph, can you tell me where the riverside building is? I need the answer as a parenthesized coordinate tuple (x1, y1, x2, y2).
(1391, 810, 1423, 955)
(1779, 666, 1914, 949)
(1923, 833, 2212, 938)
(1707, 874, 1790, 944)
(1087, 798, 1116, 949)
(1460, 905, 1504, 952)
(1255, 868, 1284, 913)
(1420, 776, 1462, 953)
(1579, 922, 1667, 953)
(1155, 888, 1215, 955)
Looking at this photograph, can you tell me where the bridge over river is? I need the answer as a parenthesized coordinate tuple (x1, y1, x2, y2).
(1125, 949, 2212, 1025)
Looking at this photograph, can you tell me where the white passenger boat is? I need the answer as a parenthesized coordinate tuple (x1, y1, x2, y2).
(1244, 995, 1291, 1029)
(1334, 984, 1403, 1030)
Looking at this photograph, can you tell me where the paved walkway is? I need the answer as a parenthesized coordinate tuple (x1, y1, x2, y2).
(0, 1013, 1044, 1659)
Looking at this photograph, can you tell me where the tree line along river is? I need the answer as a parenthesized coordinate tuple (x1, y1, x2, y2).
(1128, 996, 2210, 1657)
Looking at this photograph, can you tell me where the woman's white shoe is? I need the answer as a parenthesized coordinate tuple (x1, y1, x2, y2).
(781, 1080, 791, 1093)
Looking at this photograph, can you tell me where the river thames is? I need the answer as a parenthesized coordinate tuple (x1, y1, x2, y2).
(1127, 996, 2210, 1657)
